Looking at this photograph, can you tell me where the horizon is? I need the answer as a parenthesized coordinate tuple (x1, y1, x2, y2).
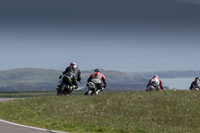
(1, 0, 200, 72)
(0, 67, 199, 74)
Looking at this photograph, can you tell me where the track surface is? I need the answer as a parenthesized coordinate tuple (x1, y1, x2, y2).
(0, 98, 68, 133)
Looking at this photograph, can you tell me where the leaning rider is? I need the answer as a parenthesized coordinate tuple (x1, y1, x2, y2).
(85, 69, 107, 95)
(189, 77, 200, 90)
(146, 75, 163, 91)
(57, 62, 81, 90)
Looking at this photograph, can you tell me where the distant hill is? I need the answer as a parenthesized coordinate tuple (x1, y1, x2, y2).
(0, 68, 61, 92)
(0, 68, 199, 92)
(0, 68, 147, 92)
(130, 70, 200, 79)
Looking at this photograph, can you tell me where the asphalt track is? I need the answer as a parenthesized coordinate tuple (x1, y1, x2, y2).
(0, 98, 68, 133)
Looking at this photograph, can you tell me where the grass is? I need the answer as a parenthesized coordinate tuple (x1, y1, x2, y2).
(0, 91, 83, 98)
(0, 90, 200, 133)
(0, 92, 56, 98)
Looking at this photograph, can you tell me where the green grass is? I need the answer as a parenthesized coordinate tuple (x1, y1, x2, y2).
(0, 92, 56, 98)
(0, 90, 200, 133)
(0, 91, 84, 98)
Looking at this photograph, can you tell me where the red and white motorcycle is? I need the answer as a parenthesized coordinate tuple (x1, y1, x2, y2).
(85, 81, 104, 95)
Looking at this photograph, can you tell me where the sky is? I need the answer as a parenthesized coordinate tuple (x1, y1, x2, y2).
(0, 0, 200, 72)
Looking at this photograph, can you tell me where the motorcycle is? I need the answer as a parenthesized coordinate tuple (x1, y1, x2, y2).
(56, 75, 76, 95)
(146, 85, 162, 92)
(189, 81, 200, 90)
(85, 81, 104, 95)
(190, 87, 200, 90)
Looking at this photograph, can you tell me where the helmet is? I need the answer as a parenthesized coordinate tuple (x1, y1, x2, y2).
(153, 75, 159, 79)
(70, 62, 76, 66)
(195, 77, 199, 81)
(95, 69, 101, 73)
(70, 62, 77, 69)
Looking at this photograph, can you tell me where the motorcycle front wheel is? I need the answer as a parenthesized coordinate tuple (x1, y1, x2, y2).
(57, 84, 66, 95)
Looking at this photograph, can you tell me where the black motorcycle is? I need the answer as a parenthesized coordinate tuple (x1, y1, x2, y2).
(189, 84, 200, 90)
(57, 74, 76, 95)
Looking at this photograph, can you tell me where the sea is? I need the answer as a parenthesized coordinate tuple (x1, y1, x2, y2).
(162, 78, 194, 90)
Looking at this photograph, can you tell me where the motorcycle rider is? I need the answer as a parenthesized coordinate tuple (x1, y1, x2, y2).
(146, 75, 163, 91)
(85, 69, 106, 95)
(189, 77, 200, 90)
(60, 70, 76, 90)
(57, 62, 81, 90)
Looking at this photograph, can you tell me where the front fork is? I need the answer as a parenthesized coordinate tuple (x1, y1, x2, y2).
(85, 86, 89, 94)
(57, 75, 63, 88)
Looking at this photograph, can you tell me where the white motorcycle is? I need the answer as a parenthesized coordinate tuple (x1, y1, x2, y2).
(85, 82, 104, 95)
(147, 85, 161, 91)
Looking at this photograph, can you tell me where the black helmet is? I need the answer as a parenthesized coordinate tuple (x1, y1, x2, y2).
(95, 69, 101, 73)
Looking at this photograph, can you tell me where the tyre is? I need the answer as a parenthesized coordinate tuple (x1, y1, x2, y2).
(88, 90, 93, 95)
(64, 87, 72, 95)
(57, 84, 66, 95)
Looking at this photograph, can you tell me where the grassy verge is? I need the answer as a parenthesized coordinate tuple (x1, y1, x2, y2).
(0, 90, 200, 133)
(0, 92, 56, 98)
(0, 91, 84, 98)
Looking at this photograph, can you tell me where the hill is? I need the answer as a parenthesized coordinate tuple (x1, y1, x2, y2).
(0, 68, 147, 92)
(130, 70, 200, 78)
(0, 68, 61, 92)
(0, 68, 200, 92)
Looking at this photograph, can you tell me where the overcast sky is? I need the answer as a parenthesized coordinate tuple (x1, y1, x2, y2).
(1, 0, 200, 72)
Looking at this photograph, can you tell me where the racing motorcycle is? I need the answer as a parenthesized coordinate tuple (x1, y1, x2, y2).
(146, 79, 162, 92)
(190, 87, 200, 90)
(57, 74, 76, 95)
(189, 84, 200, 90)
(189, 80, 200, 90)
(146, 85, 161, 91)
(85, 81, 104, 95)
